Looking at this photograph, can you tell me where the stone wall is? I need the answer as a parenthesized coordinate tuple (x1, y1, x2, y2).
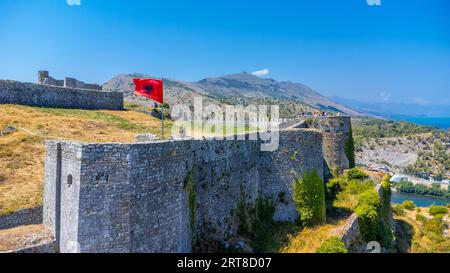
(38, 71, 102, 91)
(0, 80, 123, 110)
(43, 128, 325, 253)
(307, 116, 352, 180)
(330, 184, 387, 253)
(0, 207, 43, 230)
(5, 240, 56, 253)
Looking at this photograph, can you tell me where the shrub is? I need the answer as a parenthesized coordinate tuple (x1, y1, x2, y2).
(423, 217, 445, 236)
(393, 204, 405, 216)
(356, 190, 381, 242)
(316, 237, 348, 253)
(325, 177, 345, 210)
(293, 170, 326, 226)
(415, 213, 427, 224)
(402, 200, 416, 210)
(381, 176, 392, 221)
(429, 205, 448, 217)
(346, 168, 369, 181)
(344, 179, 375, 195)
(345, 128, 356, 169)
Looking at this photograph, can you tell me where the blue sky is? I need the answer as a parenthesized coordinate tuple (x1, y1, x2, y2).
(0, 0, 449, 105)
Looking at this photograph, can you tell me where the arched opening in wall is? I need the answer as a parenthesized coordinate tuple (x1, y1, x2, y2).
(67, 174, 73, 188)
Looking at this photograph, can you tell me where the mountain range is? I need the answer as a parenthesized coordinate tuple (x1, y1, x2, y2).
(103, 72, 363, 117)
(332, 96, 450, 118)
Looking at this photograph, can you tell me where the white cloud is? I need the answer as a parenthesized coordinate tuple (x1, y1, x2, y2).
(67, 0, 81, 6)
(380, 92, 391, 102)
(252, 68, 270, 77)
(412, 97, 430, 106)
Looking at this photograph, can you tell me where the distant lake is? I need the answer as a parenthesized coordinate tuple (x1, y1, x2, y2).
(392, 191, 450, 207)
(394, 117, 450, 130)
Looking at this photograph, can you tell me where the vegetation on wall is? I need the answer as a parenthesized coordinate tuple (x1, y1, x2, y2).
(345, 127, 356, 168)
(316, 236, 348, 253)
(293, 170, 326, 226)
(184, 170, 196, 234)
(326, 168, 375, 212)
(235, 196, 297, 252)
(346, 168, 368, 181)
(355, 186, 394, 249)
(381, 175, 392, 222)
(355, 189, 382, 242)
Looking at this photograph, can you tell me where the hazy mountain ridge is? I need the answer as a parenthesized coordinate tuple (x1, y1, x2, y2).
(103, 72, 363, 116)
(332, 96, 450, 118)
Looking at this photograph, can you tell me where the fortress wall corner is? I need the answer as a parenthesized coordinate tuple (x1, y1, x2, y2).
(308, 116, 352, 179)
(126, 141, 194, 253)
(259, 129, 324, 222)
(43, 141, 83, 253)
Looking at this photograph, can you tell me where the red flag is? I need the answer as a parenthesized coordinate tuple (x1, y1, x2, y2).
(133, 78, 164, 104)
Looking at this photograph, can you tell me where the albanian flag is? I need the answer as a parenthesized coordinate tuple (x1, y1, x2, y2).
(133, 78, 164, 104)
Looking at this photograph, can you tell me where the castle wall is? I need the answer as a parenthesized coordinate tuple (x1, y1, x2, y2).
(43, 141, 83, 253)
(43, 128, 325, 253)
(0, 80, 123, 110)
(259, 129, 323, 221)
(307, 116, 352, 179)
(192, 137, 261, 250)
(0, 207, 43, 230)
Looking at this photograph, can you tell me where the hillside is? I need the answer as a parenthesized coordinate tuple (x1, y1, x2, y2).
(353, 117, 450, 180)
(0, 104, 173, 216)
(103, 72, 362, 117)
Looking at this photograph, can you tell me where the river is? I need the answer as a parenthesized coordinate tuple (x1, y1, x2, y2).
(391, 191, 450, 207)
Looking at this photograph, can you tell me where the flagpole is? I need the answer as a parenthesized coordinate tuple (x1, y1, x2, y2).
(161, 77, 164, 140)
(161, 102, 165, 140)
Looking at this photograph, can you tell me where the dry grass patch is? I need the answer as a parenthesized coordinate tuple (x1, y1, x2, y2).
(0, 104, 172, 215)
(281, 217, 348, 253)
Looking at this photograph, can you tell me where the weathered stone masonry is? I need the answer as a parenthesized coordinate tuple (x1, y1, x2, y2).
(43, 117, 352, 253)
(0, 80, 123, 110)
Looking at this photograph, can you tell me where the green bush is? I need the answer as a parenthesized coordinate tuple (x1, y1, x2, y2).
(423, 217, 445, 236)
(381, 176, 392, 221)
(356, 190, 381, 242)
(415, 213, 427, 223)
(346, 168, 369, 181)
(429, 205, 448, 217)
(345, 128, 356, 169)
(393, 204, 405, 216)
(402, 200, 416, 210)
(316, 237, 348, 253)
(325, 177, 345, 210)
(293, 170, 326, 226)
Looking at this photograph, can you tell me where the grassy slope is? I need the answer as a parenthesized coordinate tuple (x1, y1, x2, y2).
(0, 104, 173, 216)
(395, 207, 450, 253)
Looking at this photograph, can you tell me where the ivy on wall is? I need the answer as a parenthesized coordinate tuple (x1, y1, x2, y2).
(345, 127, 356, 169)
(293, 170, 326, 226)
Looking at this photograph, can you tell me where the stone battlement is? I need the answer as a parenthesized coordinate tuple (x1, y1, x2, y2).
(43, 116, 352, 253)
(0, 80, 124, 110)
(38, 71, 102, 91)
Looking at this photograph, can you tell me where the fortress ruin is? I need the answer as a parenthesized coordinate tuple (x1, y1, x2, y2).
(42, 116, 352, 253)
